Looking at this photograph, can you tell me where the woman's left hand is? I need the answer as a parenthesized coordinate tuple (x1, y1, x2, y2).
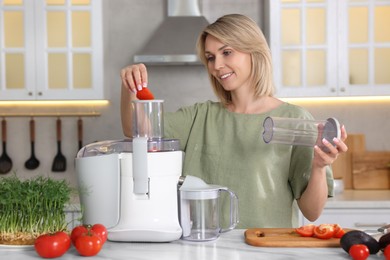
(313, 125, 348, 168)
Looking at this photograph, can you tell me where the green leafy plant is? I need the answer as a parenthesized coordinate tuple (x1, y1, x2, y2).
(0, 175, 73, 245)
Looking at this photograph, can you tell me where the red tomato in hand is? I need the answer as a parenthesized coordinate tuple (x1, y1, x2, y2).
(34, 231, 71, 258)
(313, 224, 335, 239)
(349, 244, 369, 260)
(71, 225, 89, 245)
(136, 87, 154, 100)
(384, 244, 390, 260)
(295, 224, 315, 237)
(75, 232, 103, 257)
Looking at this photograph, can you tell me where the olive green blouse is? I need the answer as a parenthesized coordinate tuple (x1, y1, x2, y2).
(164, 101, 334, 228)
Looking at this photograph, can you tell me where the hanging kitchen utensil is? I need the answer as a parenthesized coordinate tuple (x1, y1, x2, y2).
(25, 118, 40, 170)
(0, 118, 13, 174)
(78, 118, 83, 150)
(51, 118, 67, 172)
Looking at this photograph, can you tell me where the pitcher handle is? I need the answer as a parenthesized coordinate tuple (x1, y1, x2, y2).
(219, 187, 239, 233)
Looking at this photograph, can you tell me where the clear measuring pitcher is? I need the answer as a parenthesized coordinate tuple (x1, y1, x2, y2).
(178, 176, 239, 241)
(262, 117, 340, 151)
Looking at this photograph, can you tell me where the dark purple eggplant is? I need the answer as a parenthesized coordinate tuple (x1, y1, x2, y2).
(340, 230, 380, 254)
(379, 233, 390, 249)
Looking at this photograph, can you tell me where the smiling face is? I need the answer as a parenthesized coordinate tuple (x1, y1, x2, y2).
(204, 35, 252, 93)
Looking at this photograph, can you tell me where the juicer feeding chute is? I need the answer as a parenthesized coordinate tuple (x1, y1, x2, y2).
(131, 100, 165, 196)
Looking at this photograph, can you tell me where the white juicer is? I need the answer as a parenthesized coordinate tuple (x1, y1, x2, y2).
(75, 100, 183, 242)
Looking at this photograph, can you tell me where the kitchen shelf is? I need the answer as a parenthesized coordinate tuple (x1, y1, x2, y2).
(0, 100, 108, 118)
(0, 112, 100, 118)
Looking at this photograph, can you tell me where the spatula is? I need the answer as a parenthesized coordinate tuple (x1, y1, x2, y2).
(25, 118, 40, 170)
(77, 118, 83, 150)
(0, 118, 13, 174)
(51, 118, 66, 172)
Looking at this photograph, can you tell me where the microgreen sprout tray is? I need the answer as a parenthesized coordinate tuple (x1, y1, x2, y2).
(0, 175, 73, 245)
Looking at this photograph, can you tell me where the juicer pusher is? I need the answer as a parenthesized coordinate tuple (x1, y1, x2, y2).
(262, 116, 341, 151)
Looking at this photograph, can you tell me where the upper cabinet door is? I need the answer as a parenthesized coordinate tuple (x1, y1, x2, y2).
(0, 0, 103, 100)
(270, 0, 390, 98)
(339, 1, 390, 96)
(0, 0, 36, 99)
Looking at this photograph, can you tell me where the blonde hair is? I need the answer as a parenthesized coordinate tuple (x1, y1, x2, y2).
(196, 14, 275, 106)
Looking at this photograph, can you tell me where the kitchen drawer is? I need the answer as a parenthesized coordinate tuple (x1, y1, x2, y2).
(302, 209, 390, 230)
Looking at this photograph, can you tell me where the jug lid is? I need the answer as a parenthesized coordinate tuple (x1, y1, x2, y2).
(179, 175, 225, 190)
(180, 189, 221, 200)
(179, 176, 229, 200)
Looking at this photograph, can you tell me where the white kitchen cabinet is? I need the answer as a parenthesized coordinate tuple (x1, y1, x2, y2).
(269, 0, 390, 98)
(299, 190, 390, 230)
(0, 0, 103, 100)
(302, 208, 390, 230)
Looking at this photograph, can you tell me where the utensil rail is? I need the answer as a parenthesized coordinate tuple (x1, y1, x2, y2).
(0, 112, 100, 118)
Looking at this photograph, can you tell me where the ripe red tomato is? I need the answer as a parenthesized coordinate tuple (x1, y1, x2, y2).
(349, 244, 369, 260)
(90, 223, 108, 244)
(34, 231, 71, 258)
(313, 224, 335, 239)
(71, 224, 108, 245)
(71, 225, 89, 245)
(136, 87, 154, 100)
(295, 224, 315, 237)
(384, 245, 390, 260)
(75, 232, 103, 257)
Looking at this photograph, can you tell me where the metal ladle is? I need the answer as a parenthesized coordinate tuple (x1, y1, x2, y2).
(25, 118, 40, 170)
(0, 118, 13, 174)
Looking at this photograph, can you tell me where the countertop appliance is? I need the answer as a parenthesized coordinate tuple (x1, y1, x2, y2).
(75, 100, 183, 242)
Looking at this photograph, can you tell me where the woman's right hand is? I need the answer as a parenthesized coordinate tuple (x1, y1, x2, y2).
(120, 63, 148, 94)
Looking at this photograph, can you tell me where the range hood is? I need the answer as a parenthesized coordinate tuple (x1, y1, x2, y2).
(133, 0, 209, 65)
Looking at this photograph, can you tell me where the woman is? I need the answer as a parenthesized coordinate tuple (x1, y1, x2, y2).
(120, 14, 348, 228)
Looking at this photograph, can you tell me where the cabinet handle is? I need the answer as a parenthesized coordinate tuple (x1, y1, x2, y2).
(38, 92, 42, 96)
(28, 92, 33, 96)
(330, 88, 336, 93)
(354, 222, 388, 227)
(340, 87, 346, 92)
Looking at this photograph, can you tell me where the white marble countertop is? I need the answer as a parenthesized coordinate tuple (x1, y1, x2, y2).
(326, 190, 390, 209)
(1, 229, 384, 260)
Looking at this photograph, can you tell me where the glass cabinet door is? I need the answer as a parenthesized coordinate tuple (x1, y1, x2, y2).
(270, 0, 390, 98)
(0, 0, 36, 99)
(339, 0, 390, 96)
(0, 0, 103, 100)
(35, 0, 102, 100)
(271, 0, 338, 97)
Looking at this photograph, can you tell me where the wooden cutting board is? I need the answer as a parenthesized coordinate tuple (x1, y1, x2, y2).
(331, 134, 366, 189)
(352, 151, 390, 189)
(245, 228, 343, 247)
